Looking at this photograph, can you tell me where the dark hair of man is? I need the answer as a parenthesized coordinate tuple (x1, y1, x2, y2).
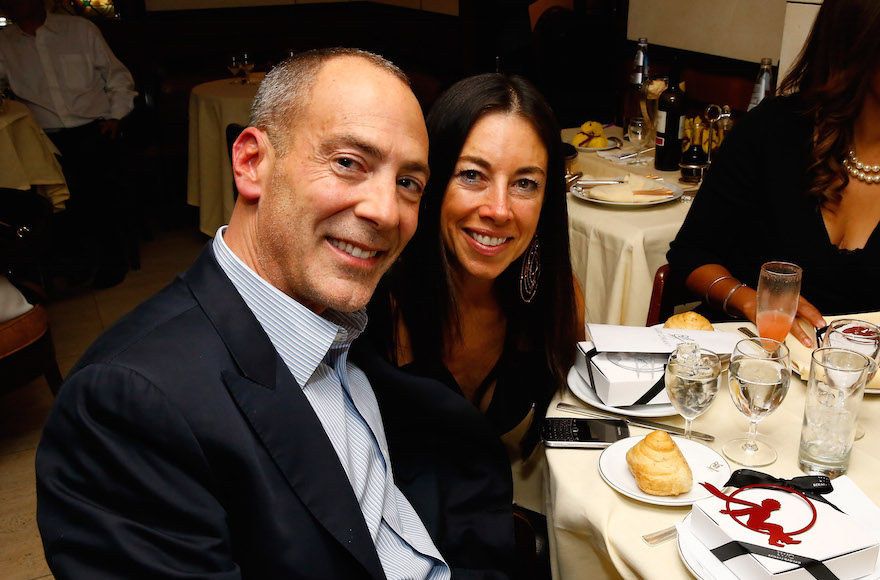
(778, 0, 880, 204)
(377, 74, 577, 456)
(249, 47, 409, 157)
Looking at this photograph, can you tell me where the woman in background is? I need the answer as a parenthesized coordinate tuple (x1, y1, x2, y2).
(368, 73, 584, 511)
(667, 0, 880, 346)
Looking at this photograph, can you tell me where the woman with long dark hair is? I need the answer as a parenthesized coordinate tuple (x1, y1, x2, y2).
(368, 73, 584, 510)
(668, 0, 880, 346)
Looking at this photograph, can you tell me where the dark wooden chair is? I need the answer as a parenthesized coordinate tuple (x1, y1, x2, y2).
(646, 264, 690, 327)
(0, 303, 62, 395)
(513, 505, 551, 580)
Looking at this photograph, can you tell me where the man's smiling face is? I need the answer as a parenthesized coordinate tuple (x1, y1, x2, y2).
(253, 56, 429, 313)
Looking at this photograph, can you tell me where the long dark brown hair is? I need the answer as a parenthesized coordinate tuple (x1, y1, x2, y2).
(778, 0, 880, 204)
(373, 74, 577, 456)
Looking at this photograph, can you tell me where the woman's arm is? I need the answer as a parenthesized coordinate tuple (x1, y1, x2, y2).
(686, 264, 826, 346)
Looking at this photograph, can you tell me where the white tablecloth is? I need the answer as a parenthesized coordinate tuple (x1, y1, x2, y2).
(563, 127, 696, 327)
(0, 100, 69, 210)
(186, 77, 262, 236)
(544, 322, 880, 579)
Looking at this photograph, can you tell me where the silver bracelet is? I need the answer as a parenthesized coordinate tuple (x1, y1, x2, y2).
(722, 283, 746, 317)
(704, 275, 735, 304)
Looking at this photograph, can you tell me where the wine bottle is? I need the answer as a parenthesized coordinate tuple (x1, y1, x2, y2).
(680, 119, 708, 183)
(747, 58, 774, 111)
(654, 58, 685, 172)
(622, 38, 649, 130)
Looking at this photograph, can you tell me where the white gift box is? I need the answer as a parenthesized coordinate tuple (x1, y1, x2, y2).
(690, 486, 879, 580)
(575, 342, 670, 406)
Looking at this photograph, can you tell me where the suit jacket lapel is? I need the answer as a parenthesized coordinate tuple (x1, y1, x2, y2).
(181, 247, 386, 579)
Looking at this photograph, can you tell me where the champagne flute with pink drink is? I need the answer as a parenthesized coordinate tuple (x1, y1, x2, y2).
(756, 261, 802, 344)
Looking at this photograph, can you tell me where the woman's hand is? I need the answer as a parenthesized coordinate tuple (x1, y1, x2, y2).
(791, 295, 826, 348)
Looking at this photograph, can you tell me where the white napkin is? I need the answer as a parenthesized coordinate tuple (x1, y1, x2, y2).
(677, 475, 880, 580)
(588, 174, 671, 203)
(597, 148, 637, 165)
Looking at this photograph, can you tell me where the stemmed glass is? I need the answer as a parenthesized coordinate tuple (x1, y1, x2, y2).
(240, 52, 255, 84)
(627, 116, 650, 166)
(664, 343, 721, 440)
(723, 337, 791, 466)
(755, 261, 802, 344)
(227, 55, 241, 84)
(821, 319, 880, 440)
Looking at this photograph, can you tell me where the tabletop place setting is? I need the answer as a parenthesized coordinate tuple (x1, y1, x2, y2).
(550, 257, 880, 580)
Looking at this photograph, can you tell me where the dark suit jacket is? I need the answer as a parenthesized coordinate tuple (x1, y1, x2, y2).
(36, 246, 514, 579)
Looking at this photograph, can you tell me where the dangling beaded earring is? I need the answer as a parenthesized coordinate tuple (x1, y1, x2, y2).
(519, 236, 541, 303)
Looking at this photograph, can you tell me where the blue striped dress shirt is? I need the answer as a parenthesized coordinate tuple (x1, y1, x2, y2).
(212, 227, 449, 579)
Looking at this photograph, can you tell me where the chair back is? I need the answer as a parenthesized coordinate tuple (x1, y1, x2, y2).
(646, 264, 688, 326)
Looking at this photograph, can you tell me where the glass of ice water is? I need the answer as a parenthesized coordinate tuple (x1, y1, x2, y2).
(665, 343, 721, 440)
(723, 337, 791, 467)
(798, 347, 871, 478)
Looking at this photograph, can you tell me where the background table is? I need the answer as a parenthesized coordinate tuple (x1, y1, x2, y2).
(187, 77, 261, 236)
(562, 127, 696, 327)
(543, 322, 880, 580)
(0, 100, 69, 211)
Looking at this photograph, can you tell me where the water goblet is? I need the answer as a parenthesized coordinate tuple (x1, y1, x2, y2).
(240, 52, 255, 84)
(755, 261, 802, 344)
(627, 116, 650, 166)
(227, 55, 241, 84)
(820, 318, 880, 440)
(723, 337, 791, 466)
(664, 343, 721, 440)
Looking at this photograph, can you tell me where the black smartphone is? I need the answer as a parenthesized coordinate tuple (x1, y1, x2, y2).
(541, 417, 630, 448)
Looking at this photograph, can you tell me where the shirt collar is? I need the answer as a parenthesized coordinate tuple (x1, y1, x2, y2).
(211, 226, 367, 387)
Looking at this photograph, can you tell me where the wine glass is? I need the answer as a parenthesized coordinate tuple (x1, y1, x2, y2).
(820, 318, 880, 440)
(755, 261, 802, 344)
(664, 343, 721, 440)
(723, 337, 791, 466)
(240, 52, 255, 84)
(227, 55, 241, 84)
(627, 116, 650, 166)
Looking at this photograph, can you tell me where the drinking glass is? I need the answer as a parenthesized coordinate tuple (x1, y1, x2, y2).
(240, 52, 255, 84)
(798, 348, 871, 477)
(820, 319, 880, 440)
(627, 116, 650, 166)
(227, 55, 241, 84)
(664, 343, 721, 439)
(723, 337, 791, 466)
(756, 261, 802, 344)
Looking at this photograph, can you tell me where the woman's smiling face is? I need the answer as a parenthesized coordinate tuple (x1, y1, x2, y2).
(439, 112, 547, 283)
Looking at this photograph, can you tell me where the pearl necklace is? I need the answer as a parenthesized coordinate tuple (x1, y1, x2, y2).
(843, 150, 880, 184)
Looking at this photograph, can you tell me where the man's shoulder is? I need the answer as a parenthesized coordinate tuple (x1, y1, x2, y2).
(45, 12, 100, 34)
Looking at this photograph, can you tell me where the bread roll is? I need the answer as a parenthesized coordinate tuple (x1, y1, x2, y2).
(625, 430, 693, 496)
(664, 311, 713, 331)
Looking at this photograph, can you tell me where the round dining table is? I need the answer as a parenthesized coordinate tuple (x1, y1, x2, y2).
(0, 100, 69, 210)
(562, 126, 699, 327)
(543, 321, 880, 579)
(186, 75, 263, 236)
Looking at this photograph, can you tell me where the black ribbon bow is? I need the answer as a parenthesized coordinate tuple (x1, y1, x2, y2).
(723, 469, 843, 513)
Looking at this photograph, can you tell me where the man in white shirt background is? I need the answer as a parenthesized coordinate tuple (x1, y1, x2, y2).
(0, 0, 137, 289)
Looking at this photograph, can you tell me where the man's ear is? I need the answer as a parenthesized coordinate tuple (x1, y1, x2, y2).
(232, 127, 274, 200)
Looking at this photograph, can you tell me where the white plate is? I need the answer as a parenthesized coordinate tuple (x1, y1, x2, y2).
(574, 136, 622, 153)
(598, 435, 731, 506)
(567, 366, 678, 418)
(570, 180, 683, 207)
